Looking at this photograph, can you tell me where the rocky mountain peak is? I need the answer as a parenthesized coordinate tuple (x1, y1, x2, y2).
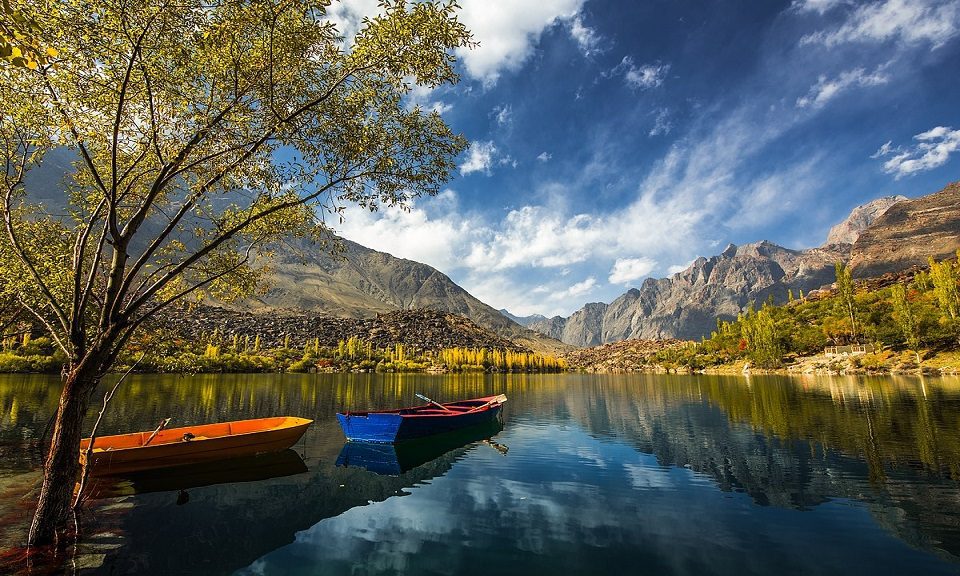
(825, 195, 906, 245)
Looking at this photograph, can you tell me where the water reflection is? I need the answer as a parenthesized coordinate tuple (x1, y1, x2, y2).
(1, 373, 960, 574)
(85, 450, 308, 500)
(336, 420, 506, 475)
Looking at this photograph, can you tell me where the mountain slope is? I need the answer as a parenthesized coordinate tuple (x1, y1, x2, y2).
(848, 182, 960, 278)
(247, 237, 571, 354)
(825, 195, 906, 245)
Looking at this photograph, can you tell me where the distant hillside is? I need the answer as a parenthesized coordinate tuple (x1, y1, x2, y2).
(849, 182, 960, 278)
(498, 309, 549, 327)
(240, 237, 570, 354)
(532, 181, 959, 346)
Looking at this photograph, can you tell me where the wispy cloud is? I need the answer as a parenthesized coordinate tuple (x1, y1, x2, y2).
(608, 56, 671, 90)
(801, 0, 960, 48)
(609, 257, 657, 284)
(460, 141, 499, 176)
(649, 108, 672, 136)
(551, 277, 598, 300)
(537, 151, 552, 162)
(724, 159, 822, 231)
(568, 15, 604, 56)
(874, 126, 960, 178)
(791, 0, 850, 14)
(795, 67, 889, 109)
(493, 105, 513, 127)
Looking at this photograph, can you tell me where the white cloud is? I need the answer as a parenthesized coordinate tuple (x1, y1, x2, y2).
(407, 84, 454, 115)
(609, 56, 671, 90)
(568, 15, 603, 56)
(649, 108, 672, 137)
(493, 105, 512, 126)
(801, 0, 960, 49)
(324, 0, 383, 43)
(460, 141, 498, 176)
(668, 261, 695, 275)
(324, 0, 591, 87)
(454, 0, 587, 86)
(537, 151, 552, 162)
(874, 126, 960, 178)
(608, 257, 657, 284)
(796, 67, 889, 109)
(334, 192, 474, 272)
(463, 207, 605, 270)
(550, 277, 598, 300)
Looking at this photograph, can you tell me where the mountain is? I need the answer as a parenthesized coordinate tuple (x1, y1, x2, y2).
(536, 182, 957, 346)
(535, 242, 849, 345)
(498, 309, 549, 327)
(244, 237, 570, 354)
(824, 195, 906, 245)
(848, 182, 960, 278)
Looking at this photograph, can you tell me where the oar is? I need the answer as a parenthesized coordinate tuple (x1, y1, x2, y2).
(464, 394, 508, 414)
(143, 418, 171, 446)
(415, 393, 453, 412)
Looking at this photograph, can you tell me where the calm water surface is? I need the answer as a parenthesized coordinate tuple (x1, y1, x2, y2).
(2, 373, 960, 575)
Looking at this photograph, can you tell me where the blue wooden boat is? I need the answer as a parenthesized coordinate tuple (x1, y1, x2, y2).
(336, 394, 507, 443)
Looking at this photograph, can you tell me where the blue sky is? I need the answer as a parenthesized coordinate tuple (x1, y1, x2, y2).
(330, 0, 960, 317)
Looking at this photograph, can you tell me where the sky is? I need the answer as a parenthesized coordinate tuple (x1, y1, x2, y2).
(328, 0, 960, 318)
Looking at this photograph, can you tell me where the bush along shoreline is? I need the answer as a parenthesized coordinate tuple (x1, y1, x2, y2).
(0, 331, 567, 375)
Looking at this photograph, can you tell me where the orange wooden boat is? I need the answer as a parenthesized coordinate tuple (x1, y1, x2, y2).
(79, 416, 312, 475)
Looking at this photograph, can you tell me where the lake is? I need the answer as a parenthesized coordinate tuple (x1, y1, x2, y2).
(2, 372, 960, 575)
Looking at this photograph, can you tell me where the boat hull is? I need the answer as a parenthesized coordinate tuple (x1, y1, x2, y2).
(337, 395, 505, 443)
(80, 416, 312, 475)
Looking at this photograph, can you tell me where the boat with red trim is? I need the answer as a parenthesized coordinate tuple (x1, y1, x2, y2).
(336, 394, 507, 443)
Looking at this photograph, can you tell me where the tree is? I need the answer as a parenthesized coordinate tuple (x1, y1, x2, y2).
(890, 283, 921, 366)
(929, 254, 960, 343)
(835, 262, 859, 343)
(740, 304, 781, 368)
(0, 0, 471, 545)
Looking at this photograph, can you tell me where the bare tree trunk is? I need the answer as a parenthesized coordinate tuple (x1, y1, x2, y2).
(27, 361, 101, 546)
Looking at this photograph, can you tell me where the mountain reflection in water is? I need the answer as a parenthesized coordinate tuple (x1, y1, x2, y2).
(1, 372, 960, 575)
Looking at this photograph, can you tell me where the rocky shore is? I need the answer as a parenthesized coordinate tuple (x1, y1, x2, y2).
(560, 339, 689, 372)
